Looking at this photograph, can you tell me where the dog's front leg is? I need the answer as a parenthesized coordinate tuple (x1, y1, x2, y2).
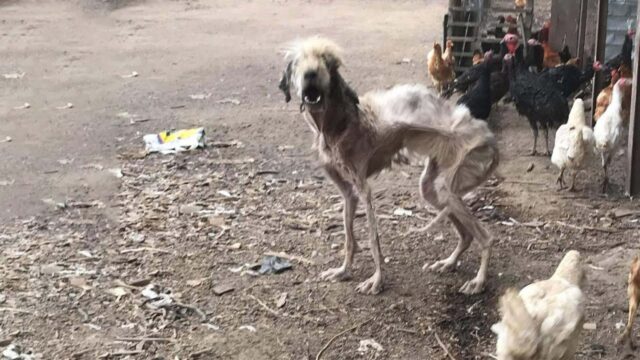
(355, 183, 383, 295)
(320, 169, 358, 282)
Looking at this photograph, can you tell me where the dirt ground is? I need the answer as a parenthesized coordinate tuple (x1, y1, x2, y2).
(1, 1, 640, 359)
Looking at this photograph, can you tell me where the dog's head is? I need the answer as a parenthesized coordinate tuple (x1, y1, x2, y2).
(279, 37, 343, 111)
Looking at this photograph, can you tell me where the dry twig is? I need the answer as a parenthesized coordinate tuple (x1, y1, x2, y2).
(316, 317, 374, 360)
(248, 294, 281, 317)
(433, 331, 457, 360)
(555, 221, 616, 233)
(264, 251, 315, 265)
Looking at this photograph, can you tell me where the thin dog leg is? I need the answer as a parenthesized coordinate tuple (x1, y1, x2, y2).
(321, 169, 358, 282)
(446, 191, 493, 294)
(355, 184, 383, 295)
(425, 215, 472, 272)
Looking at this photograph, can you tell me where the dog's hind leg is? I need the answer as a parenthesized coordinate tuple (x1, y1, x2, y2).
(446, 192, 493, 295)
(426, 214, 473, 273)
(320, 168, 359, 282)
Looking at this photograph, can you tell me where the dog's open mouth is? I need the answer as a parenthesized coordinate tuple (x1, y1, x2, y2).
(303, 87, 323, 105)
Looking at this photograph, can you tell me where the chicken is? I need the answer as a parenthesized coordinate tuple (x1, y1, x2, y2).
(540, 60, 597, 98)
(442, 51, 502, 98)
(506, 53, 569, 155)
(551, 99, 595, 191)
(457, 60, 492, 120)
(490, 56, 512, 104)
(525, 39, 545, 72)
(492, 250, 585, 360)
(619, 256, 640, 348)
(605, 29, 634, 72)
(472, 49, 484, 65)
(594, 78, 628, 193)
(542, 42, 561, 68)
(515, 0, 526, 8)
(594, 69, 620, 122)
(443, 39, 455, 66)
(559, 45, 572, 64)
(427, 42, 455, 94)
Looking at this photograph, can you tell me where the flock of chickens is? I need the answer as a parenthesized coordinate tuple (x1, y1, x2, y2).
(427, 21, 635, 193)
(427, 21, 639, 359)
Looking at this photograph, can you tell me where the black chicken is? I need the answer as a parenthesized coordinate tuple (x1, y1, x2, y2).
(539, 60, 596, 98)
(490, 57, 512, 104)
(457, 61, 492, 120)
(524, 39, 544, 72)
(442, 52, 502, 98)
(605, 30, 634, 72)
(559, 45, 572, 64)
(506, 54, 569, 155)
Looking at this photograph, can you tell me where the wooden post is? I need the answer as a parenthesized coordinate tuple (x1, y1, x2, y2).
(576, 0, 588, 61)
(591, 0, 608, 127)
(626, 4, 640, 196)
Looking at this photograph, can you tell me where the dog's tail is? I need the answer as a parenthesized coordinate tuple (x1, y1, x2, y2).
(491, 289, 540, 359)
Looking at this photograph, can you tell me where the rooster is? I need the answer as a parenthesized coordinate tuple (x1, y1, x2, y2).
(551, 99, 595, 191)
(594, 78, 628, 193)
(619, 255, 640, 348)
(427, 42, 455, 94)
(492, 250, 585, 360)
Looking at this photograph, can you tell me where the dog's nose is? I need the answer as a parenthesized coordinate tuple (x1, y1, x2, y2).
(304, 71, 318, 81)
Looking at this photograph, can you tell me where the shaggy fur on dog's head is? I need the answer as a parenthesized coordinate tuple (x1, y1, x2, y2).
(279, 37, 358, 110)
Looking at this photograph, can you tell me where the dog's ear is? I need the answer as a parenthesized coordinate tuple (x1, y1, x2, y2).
(330, 68, 359, 105)
(278, 61, 293, 103)
(322, 52, 342, 72)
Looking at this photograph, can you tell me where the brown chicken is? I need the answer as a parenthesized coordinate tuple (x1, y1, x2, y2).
(515, 0, 526, 8)
(427, 42, 455, 93)
(472, 50, 484, 65)
(619, 256, 640, 348)
(542, 42, 561, 68)
(443, 39, 455, 66)
(594, 67, 633, 125)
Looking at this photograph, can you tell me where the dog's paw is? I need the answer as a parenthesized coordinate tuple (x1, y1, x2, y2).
(459, 278, 485, 295)
(319, 267, 351, 282)
(424, 259, 456, 273)
(356, 272, 382, 295)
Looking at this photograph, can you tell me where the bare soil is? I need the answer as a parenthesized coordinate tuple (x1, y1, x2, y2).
(0, 1, 639, 359)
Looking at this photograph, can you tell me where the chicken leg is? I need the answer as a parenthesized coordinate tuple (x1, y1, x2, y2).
(556, 168, 565, 190)
(530, 126, 539, 156)
(568, 170, 579, 192)
(601, 152, 612, 193)
(543, 127, 551, 156)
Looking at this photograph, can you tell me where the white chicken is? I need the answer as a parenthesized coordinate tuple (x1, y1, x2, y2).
(594, 78, 628, 193)
(492, 250, 585, 360)
(551, 99, 595, 191)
